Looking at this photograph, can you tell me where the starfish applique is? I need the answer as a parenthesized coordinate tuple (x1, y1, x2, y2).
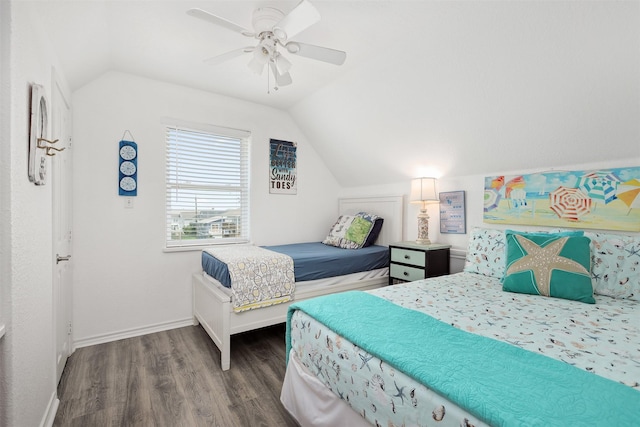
(506, 235, 589, 296)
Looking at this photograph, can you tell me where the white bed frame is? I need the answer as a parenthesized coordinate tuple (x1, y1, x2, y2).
(192, 195, 404, 370)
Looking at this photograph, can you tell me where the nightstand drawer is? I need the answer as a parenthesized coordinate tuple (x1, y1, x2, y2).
(390, 264, 425, 282)
(390, 248, 426, 267)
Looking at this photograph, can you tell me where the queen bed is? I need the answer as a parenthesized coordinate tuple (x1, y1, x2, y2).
(192, 195, 404, 371)
(281, 228, 640, 426)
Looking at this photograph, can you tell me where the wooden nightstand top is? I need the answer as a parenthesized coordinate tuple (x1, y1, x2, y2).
(389, 241, 451, 251)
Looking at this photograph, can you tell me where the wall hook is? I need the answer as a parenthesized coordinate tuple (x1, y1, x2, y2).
(37, 138, 65, 156)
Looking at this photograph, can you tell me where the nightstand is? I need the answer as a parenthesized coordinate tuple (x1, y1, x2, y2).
(388, 242, 451, 285)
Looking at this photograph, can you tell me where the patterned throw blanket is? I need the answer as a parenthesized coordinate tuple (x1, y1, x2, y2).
(205, 245, 295, 312)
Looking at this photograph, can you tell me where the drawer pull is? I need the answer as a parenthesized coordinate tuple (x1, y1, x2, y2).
(403, 271, 409, 276)
(404, 255, 410, 260)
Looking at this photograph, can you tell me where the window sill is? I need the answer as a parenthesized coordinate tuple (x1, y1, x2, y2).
(163, 240, 251, 253)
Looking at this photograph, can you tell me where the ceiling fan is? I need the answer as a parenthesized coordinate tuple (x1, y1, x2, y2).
(187, 0, 347, 88)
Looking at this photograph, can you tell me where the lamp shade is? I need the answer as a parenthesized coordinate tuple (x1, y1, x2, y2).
(410, 177, 438, 203)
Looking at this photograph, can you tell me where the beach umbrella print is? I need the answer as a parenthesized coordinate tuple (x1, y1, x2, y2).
(616, 179, 640, 212)
(549, 186, 592, 221)
(491, 176, 505, 190)
(578, 171, 620, 204)
(505, 176, 526, 198)
(484, 189, 501, 212)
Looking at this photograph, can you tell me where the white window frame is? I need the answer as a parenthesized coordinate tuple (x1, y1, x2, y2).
(163, 118, 250, 250)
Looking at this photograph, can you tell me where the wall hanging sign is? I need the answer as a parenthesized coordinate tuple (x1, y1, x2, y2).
(439, 190, 466, 234)
(269, 138, 297, 194)
(118, 132, 138, 196)
(483, 166, 640, 232)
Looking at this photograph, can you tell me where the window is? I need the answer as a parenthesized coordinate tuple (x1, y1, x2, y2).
(164, 119, 250, 248)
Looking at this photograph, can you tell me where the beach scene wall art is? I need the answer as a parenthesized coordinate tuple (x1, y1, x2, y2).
(483, 166, 640, 232)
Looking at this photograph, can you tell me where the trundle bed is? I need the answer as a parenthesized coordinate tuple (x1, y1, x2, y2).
(192, 195, 404, 371)
(282, 228, 640, 426)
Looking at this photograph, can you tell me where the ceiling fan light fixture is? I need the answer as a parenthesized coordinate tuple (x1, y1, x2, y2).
(248, 51, 267, 74)
(189, 1, 347, 92)
(275, 53, 292, 75)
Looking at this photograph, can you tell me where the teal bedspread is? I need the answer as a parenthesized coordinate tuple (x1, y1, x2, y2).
(286, 291, 640, 426)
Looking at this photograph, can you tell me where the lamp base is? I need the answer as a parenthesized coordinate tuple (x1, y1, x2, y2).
(416, 208, 431, 245)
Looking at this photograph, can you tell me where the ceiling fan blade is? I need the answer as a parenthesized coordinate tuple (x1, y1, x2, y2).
(187, 8, 254, 37)
(204, 47, 254, 65)
(273, 0, 320, 41)
(285, 42, 346, 65)
(270, 63, 293, 87)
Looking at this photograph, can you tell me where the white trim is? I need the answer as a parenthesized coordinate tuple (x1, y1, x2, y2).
(39, 392, 59, 427)
(450, 248, 467, 260)
(73, 318, 193, 350)
(450, 248, 467, 274)
(160, 116, 250, 139)
(163, 239, 250, 253)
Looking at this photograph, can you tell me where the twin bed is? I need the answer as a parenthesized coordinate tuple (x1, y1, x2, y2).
(281, 227, 640, 426)
(192, 196, 404, 371)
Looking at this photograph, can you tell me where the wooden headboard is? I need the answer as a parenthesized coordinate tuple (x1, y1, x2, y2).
(338, 195, 404, 247)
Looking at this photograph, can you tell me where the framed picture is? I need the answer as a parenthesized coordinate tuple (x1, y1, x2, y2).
(483, 166, 640, 231)
(269, 139, 297, 194)
(439, 191, 466, 234)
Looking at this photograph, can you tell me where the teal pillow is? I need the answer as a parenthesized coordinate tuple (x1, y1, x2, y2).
(502, 231, 594, 304)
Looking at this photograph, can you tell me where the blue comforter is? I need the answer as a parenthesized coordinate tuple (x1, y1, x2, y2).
(203, 242, 389, 287)
(286, 291, 640, 426)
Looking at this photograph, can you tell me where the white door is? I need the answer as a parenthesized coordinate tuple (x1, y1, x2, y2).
(51, 73, 73, 384)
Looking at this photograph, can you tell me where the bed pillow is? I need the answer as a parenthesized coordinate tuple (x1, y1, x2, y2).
(463, 227, 506, 278)
(502, 230, 595, 304)
(322, 213, 381, 249)
(358, 212, 384, 247)
(585, 232, 640, 301)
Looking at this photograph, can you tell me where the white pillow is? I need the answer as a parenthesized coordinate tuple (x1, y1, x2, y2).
(586, 231, 640, 301)
(463, 227, 506, 279)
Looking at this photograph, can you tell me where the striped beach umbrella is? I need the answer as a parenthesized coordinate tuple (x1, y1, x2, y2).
(578, 171, 620, 204)
(549, 186, 592, 221)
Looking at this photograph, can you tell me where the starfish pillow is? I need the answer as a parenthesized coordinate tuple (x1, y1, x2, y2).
(502, 230, 595, 304)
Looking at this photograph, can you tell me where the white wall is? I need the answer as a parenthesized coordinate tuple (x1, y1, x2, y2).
(1, 1, 71, 426)
(71, 71, 340, 345)
(292, 1, 640, 188)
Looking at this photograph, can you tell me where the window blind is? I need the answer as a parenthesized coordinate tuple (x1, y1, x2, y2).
(165, 121, 250, 248)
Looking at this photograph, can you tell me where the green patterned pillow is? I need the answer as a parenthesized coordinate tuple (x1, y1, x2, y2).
(502, 231, 595, 304)
(344, 216, 373, 246)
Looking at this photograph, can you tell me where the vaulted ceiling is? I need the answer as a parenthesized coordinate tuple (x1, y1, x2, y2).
(37, 0, 397, 109)
(35, 1, 640, 186)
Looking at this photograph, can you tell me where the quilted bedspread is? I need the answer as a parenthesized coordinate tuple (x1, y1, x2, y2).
(205, 245, 294, 312)
(287, 273, 640, 426)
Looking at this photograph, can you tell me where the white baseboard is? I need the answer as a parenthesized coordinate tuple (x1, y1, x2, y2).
(73, 317, 193, 350)
(450, 248, 467, 274)
(450, 248, 466, 260)
(40, 393, 59, 427)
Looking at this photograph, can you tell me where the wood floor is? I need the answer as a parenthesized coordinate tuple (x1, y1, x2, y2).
(54, 324, 299, 427)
